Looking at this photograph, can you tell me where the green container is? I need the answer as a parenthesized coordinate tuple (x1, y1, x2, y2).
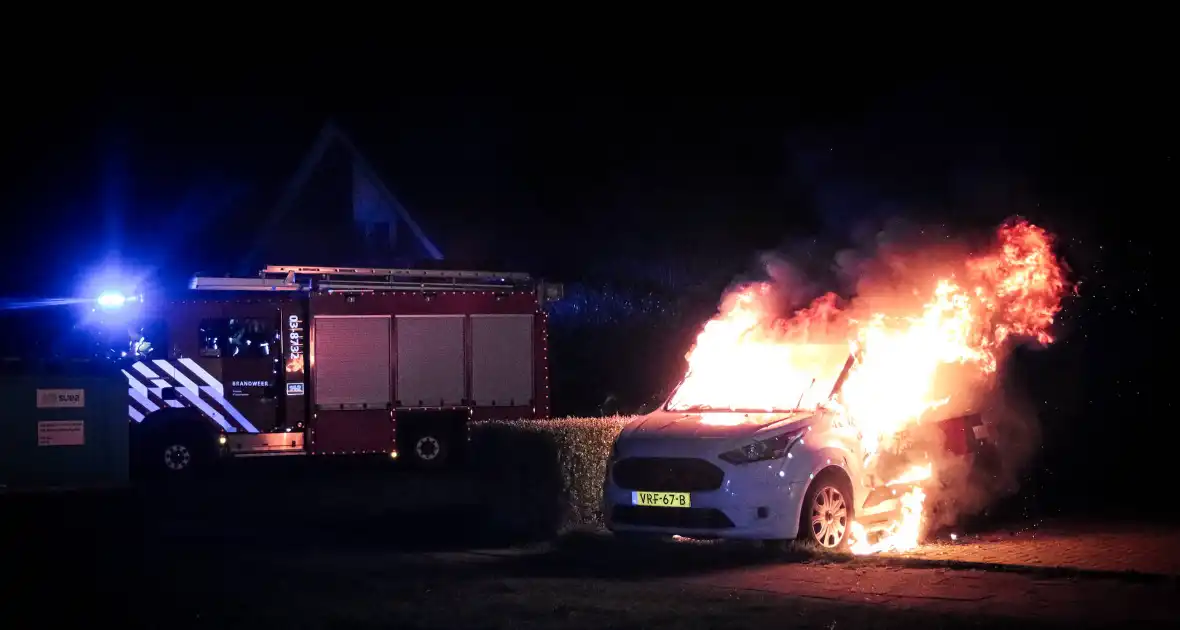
(0, 360, 128, 490)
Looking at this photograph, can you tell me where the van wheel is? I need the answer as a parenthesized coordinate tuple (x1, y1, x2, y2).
(798, 470, 854, 550)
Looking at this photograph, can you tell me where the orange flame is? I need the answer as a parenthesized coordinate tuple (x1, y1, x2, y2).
(672, 219, 1067, 553)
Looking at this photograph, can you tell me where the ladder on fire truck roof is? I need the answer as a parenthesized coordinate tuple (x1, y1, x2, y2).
(190, 265, 535, 293)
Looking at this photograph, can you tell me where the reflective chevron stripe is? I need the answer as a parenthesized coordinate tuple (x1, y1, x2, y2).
(122, 360, 261, 433)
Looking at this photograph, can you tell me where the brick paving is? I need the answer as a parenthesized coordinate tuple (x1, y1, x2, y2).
(436, 538, 1180, 627)
(894, 520, 1180, 575)
(676, 562, 1179, 626)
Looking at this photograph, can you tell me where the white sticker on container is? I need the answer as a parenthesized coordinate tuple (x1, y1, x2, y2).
(38, 420, 85, 446)
(36, 389, 85, 408)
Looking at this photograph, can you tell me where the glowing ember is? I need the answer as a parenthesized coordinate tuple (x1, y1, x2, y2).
(672, 219, 1068, 553)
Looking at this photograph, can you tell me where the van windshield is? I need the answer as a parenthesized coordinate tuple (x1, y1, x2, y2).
(663, 344, 851, 413)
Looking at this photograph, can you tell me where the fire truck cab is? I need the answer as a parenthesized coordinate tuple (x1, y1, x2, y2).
(121, 265, 557, 475)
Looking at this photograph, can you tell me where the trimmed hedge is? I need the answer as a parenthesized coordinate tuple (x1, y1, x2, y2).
(470, 417, 632, 539)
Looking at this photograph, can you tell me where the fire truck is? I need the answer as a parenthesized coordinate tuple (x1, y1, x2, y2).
(115, 265, 559, 475)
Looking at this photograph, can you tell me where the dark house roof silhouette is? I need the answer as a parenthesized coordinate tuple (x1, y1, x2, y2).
(248, 121, 444, 267)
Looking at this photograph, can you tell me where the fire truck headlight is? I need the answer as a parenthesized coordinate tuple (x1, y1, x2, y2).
(96, 291, 126, 309)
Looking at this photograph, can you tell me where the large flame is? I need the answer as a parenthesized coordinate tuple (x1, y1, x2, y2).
(670, 219, 1067, 553)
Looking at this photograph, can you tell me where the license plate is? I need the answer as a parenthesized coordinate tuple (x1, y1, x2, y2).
(632, 491, 690, 508)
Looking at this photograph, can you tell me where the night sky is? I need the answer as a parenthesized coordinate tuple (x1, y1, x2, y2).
(9, 55, 1154, 265)
(2, 50, 1165, 507)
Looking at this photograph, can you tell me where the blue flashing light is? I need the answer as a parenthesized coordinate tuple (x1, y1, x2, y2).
(96, 291, 126, 309)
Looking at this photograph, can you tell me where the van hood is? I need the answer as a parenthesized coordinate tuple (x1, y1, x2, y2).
(621, 409, 814, 440)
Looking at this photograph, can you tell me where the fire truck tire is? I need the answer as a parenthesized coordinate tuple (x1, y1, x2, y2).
(410, 433, 448, 467)
(796, 468, 855, 551)
(144, 426, 214, 478)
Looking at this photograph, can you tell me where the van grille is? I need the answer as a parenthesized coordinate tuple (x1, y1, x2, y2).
(611, 457, 724, 492)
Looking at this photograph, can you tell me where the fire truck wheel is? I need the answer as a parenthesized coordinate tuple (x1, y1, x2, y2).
(412, 434, 448, 467)
(150, 431, 211, 477)
(797, 469, 854, 551)
(163, 443, 193, 471)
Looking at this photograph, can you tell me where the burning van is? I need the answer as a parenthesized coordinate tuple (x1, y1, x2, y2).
(603, 345, 991, 550)
(603, 219, 1067, 552)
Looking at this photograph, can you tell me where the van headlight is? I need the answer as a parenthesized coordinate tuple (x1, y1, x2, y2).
(719, 428, 806, 465)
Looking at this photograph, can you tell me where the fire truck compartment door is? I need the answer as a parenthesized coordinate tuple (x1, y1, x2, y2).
(313, 315, 392, 408)
(471, 314, 534, 406)
(395, 315, 465, 406)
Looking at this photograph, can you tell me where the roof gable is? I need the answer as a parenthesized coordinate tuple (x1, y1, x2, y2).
(251, 121, 444, 265)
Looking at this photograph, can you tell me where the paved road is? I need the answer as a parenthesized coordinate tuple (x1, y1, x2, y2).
(898, 520, 1180, 576)
(428, 532, 1180, 627)
(5, 477, 1180, 628)
(673, 560, 1176, 625)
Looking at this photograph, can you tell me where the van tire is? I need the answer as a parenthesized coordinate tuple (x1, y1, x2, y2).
(797, 469, 855, 550)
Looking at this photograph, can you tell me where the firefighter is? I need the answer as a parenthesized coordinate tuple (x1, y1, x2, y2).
(128, 326, 153, 358)
(228, 319, 245, 356)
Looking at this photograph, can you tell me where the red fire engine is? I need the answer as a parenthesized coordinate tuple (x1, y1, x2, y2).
(120, 265, 559, 474)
